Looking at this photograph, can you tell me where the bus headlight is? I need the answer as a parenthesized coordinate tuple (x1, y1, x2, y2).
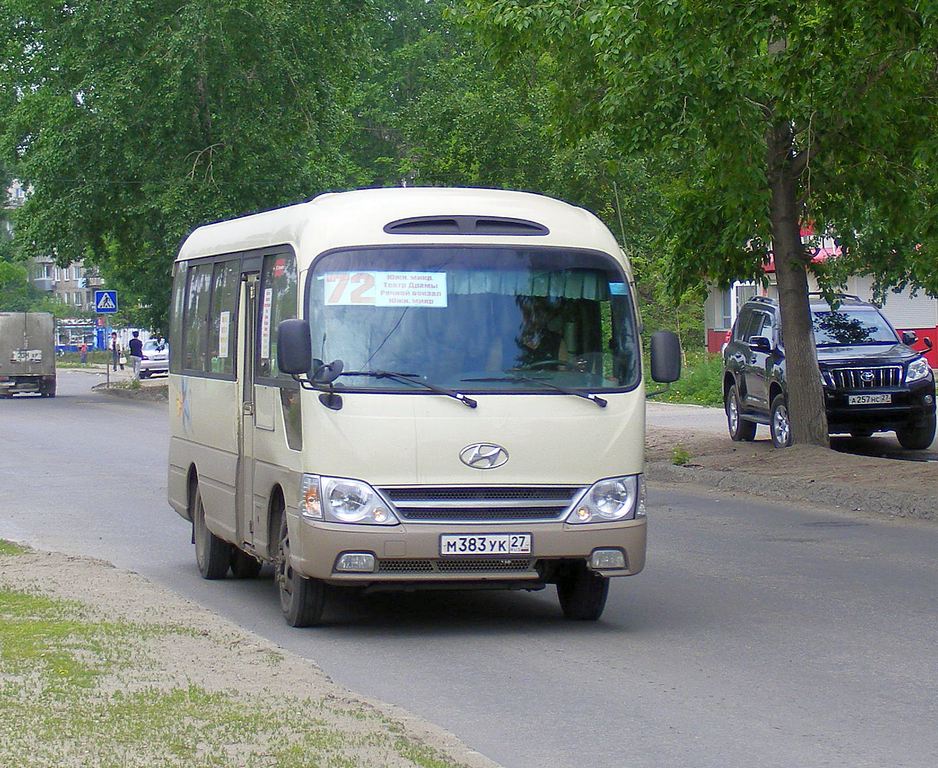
(300, 475, 399, 526)
(906, 357, 932, 383)
(567, 475, 644, 524)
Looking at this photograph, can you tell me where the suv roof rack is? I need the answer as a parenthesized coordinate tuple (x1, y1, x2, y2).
(749, 296, 776, 305)
(807, 292, 865, 304)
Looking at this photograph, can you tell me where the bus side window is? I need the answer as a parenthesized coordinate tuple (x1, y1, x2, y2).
(183, 263, 213, 372)
(257, 253, 297, 380)
(169, 262, 187, 374)
(207, 260, 240, 375)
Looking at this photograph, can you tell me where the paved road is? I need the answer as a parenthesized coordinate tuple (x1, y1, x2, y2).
(647, 401, 938, 457)
(2, 371, 937, 768)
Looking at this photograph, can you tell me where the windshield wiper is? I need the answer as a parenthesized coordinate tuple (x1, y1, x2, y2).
(340, 370, 477, 409)
(461, 374, 607, 408)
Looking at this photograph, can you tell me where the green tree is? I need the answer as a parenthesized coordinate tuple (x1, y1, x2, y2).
(0, 260, 40, 310)
(350, 2, 701, 342)
(348, 0, 554, 189)
(1, 0, 370, 332)
(464, 1, 938, 446)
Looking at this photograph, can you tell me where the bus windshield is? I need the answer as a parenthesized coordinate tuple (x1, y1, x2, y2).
(307, 247, 640, 393)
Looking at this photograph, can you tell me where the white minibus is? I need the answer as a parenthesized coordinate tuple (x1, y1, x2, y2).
(168, 188, 680, 625)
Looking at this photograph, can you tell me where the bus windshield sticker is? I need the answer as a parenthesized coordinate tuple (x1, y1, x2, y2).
(260, 288, 273, 359)
(218, 310, 230, 358)
(323, 272, 447, 308)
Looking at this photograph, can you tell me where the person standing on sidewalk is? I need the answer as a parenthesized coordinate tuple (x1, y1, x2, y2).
(110, 332, 124, 371)
(128, 331, 144, 380)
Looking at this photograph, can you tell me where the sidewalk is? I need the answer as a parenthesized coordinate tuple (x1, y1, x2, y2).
(645, 423, 937, 521)
(67, 361, 134, 381)
(67, 363, 169, 399)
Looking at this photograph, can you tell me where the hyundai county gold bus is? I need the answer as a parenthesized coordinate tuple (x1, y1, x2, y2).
(167, 188, 679, 626)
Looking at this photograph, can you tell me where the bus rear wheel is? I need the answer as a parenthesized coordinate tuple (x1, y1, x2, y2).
(275, 514, 326, 627)
(193, 485, 231, 579)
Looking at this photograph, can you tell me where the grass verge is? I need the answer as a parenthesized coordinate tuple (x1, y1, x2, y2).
(0, 542, 471, 768)
(0, 540, 29, 556)
(648, 349, 723, 407)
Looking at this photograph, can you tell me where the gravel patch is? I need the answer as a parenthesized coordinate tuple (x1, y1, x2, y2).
(646, 428, 937, 520)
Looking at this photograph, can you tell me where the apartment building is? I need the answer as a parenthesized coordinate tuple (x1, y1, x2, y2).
(5, 179, 105, 312)
(30, 256, 105, 311)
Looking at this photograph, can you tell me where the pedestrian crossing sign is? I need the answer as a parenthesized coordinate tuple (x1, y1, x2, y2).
(94, 290, 118, 313)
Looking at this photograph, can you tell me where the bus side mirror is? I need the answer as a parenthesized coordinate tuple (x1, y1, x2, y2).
(650, 331, 682, 383)
(277, 319, 312, 375)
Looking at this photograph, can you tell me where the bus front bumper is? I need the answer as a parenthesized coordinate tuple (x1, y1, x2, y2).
(288, 514, 647, 585)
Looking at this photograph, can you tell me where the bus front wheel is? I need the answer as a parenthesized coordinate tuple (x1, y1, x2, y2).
(275, 515, 326, 627)
(557, 563, 609, 621)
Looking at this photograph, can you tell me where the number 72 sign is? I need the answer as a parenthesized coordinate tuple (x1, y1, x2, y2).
(323, 271, 447, 308)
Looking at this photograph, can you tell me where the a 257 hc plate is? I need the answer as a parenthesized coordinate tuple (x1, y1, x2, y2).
(440, 533, 532, 557)
(848, 393, 892, 405)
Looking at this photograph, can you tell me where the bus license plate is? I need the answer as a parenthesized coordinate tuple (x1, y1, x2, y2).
(440, 533, 532, 557)
(848, 394, 891, 405)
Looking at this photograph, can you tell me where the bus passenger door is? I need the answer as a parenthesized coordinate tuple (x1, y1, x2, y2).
(237, 273, 259, 549)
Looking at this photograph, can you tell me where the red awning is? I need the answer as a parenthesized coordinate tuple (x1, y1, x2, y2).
(763, 246, 839, 273)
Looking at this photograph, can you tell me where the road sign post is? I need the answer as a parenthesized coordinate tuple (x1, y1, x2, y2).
(94, 291, 118, 387)
(94, 290, 118, 314)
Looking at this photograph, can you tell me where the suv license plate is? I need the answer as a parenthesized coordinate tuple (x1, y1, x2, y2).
(440, 534, 532, 557)
(848, 394, 892, 405)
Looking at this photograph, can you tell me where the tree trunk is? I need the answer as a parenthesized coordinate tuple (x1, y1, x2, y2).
(767, 124, 829, 447)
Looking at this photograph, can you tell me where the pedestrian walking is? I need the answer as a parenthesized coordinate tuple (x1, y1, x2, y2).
(128, 331, 144, 380)
(110, 332, 124, 371)
(79, 342, 88, 365)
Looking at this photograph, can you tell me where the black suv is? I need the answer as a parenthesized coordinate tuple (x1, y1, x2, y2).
(723, 295, 936, 449)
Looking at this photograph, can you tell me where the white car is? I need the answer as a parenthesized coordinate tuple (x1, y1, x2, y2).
(139, 339, 168, 378)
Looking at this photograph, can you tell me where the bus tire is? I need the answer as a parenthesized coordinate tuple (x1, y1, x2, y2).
(193, 485, 231, 580)
(557, 563, 609, 621)
(230, 548, 262, 579)
(276, 514, 325, 627)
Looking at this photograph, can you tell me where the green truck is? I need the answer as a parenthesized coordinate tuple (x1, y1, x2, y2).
(0, 312, 56, 398)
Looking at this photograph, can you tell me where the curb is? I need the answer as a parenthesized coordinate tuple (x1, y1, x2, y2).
(92, 383, 168, 402)
(645, 460, 935, 521)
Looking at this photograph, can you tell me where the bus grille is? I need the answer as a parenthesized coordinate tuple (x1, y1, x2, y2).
(376, 558, 535, 575)
(379, 486, 583, 523)
(828, 366, 902, 390)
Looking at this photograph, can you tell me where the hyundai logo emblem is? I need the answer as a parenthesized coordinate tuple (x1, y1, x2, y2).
(460, 443, 509, 469)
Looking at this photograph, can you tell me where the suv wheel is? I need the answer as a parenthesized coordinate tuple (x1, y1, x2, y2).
(726, 385, 756, 441)
(896, 414, 936, 451)
(770, 394, 793, 448)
